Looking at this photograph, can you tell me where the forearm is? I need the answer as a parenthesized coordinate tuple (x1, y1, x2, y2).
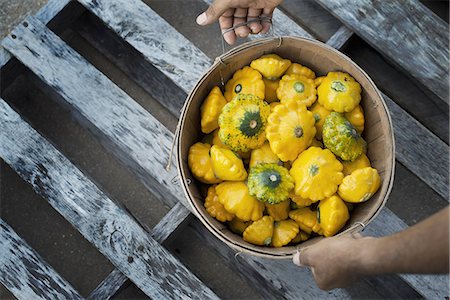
(362, 207, 449, 275)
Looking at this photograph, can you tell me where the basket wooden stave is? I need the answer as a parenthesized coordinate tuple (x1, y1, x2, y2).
(177, 37, 395, 259)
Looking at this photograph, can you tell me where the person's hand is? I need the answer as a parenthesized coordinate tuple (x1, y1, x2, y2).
(196, 0, 283, 45)
(293, 233, 376, 290)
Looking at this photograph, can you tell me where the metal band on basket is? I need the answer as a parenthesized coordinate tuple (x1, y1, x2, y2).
(353, 221, 366, 231)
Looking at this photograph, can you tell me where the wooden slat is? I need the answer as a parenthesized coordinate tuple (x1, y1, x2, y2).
(89, 203, 191, 300)
(76, 0, 211, 94)
(325, 25, 353, 49)
(1, 17, 186, 211)
(70, 0, 446, 296)
(0, 219, 84, 300)
(0, 98, 218, 300)
(315, 0, 449, 105)
(383, 93, 448, 199)
(0, 0, 71, 67)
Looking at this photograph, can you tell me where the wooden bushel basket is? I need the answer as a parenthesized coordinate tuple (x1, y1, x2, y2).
(177, 37, 395, 259)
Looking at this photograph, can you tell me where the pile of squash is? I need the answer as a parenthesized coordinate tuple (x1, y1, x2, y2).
(188, 54, 381, 247)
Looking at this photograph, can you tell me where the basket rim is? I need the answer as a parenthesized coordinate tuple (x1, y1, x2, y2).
(176, 36, 396, 259)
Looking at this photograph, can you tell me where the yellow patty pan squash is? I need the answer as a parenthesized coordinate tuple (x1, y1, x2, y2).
(266, 100, 316, 162)
(188, 142, 221, 184)
(345, 105, 365, 133)
(218, 94, 270, 152)
(250, 54, 291, 80)
(228, 218, 252, 235)
(263, 77, 279, 103)
(248, 163, 294, 204)
(342, 153, 371, 176)
(314, 76, 325, 88)
(249, 141, 281, 168)
(204, 185, 234, 222)
(323, 112, 367, 161)
(216, 181, 264, 221)
(289, 208, 323, 235)
(224, 66, 265, 102)
(272, 220, 299, 247)
(318, 195, 349, 237)
(291, 231, 310, 244)
(318, 71, 362, 112)
(270, 102, 281, 112)
(211, 129, 251, 160)
(338, 167, 381, 203)
(200, 86, 227, 134)
(309, 102, 331, 140)
(285, 63, 316, 79)
(289, 192, 315, 207)
(265, 200, 291, 221)
(290, 147, 344, 201)
(277, 74, 317, 107)
(243, 216, 274, 246)
(210, 145, 247, 181)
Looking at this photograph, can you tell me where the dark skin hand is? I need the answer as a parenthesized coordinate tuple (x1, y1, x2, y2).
(293, 206, 449, 290)
(196, 0, 283, 45)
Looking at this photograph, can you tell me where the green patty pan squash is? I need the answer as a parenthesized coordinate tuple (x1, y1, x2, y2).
(248, 163, 294, 204)
(277, 74, 317, 107)
(204, 185, 234, 222)
(318, 195, 349, 237)
(250, 54, 291, 79)
(188, 142, 221, 184)
(266, 100, 316, 162)
(243, 216, 274, 246)
(338, 167, 381, 203)
(218, 94, 270, 152)
(216, 181, 264, 221)
(210, 145, 247, 181)
(318, 72, 362, 112)
(272, 220, 299, 247)
(200, 86, 227, 134)
(290, 147, 344, 201)
(323, 112, 367, 161)
(224, 66, 265, 102)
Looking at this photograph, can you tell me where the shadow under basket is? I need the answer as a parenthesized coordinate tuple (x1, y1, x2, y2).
(177, 36, 395, 259)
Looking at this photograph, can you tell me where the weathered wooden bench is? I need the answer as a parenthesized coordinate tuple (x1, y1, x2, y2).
(0, 0, 448, 298)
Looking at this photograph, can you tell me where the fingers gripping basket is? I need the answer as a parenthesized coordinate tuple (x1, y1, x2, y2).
(177, 37, 395, 259)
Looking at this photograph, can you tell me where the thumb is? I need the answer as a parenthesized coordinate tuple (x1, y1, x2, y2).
(196, 0, 231, 25)
(293, 248, 313, 267)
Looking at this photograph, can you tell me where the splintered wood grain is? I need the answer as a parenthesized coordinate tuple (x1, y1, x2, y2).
(76, 0, 211, 94)
(0, 219, 83, 300)
(1, 17, 188, 210)
(89, 202, 191, 300)
(315, 0, 449, 105)
(0, 98, 218, 300)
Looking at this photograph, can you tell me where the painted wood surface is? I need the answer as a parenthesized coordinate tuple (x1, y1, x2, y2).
(315, 0, 449, 105)
(325, 25, 353, 49)
(0, 0, 71, 67)
(88, 202, 192, 300)
(0, 98, 218, 300)
(76, 0, 211, 94)
(1, 17, 187, 211)
(73, 13, 186, 117)
(383, 93, 448, 200)
(0, 219, 84, 300)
